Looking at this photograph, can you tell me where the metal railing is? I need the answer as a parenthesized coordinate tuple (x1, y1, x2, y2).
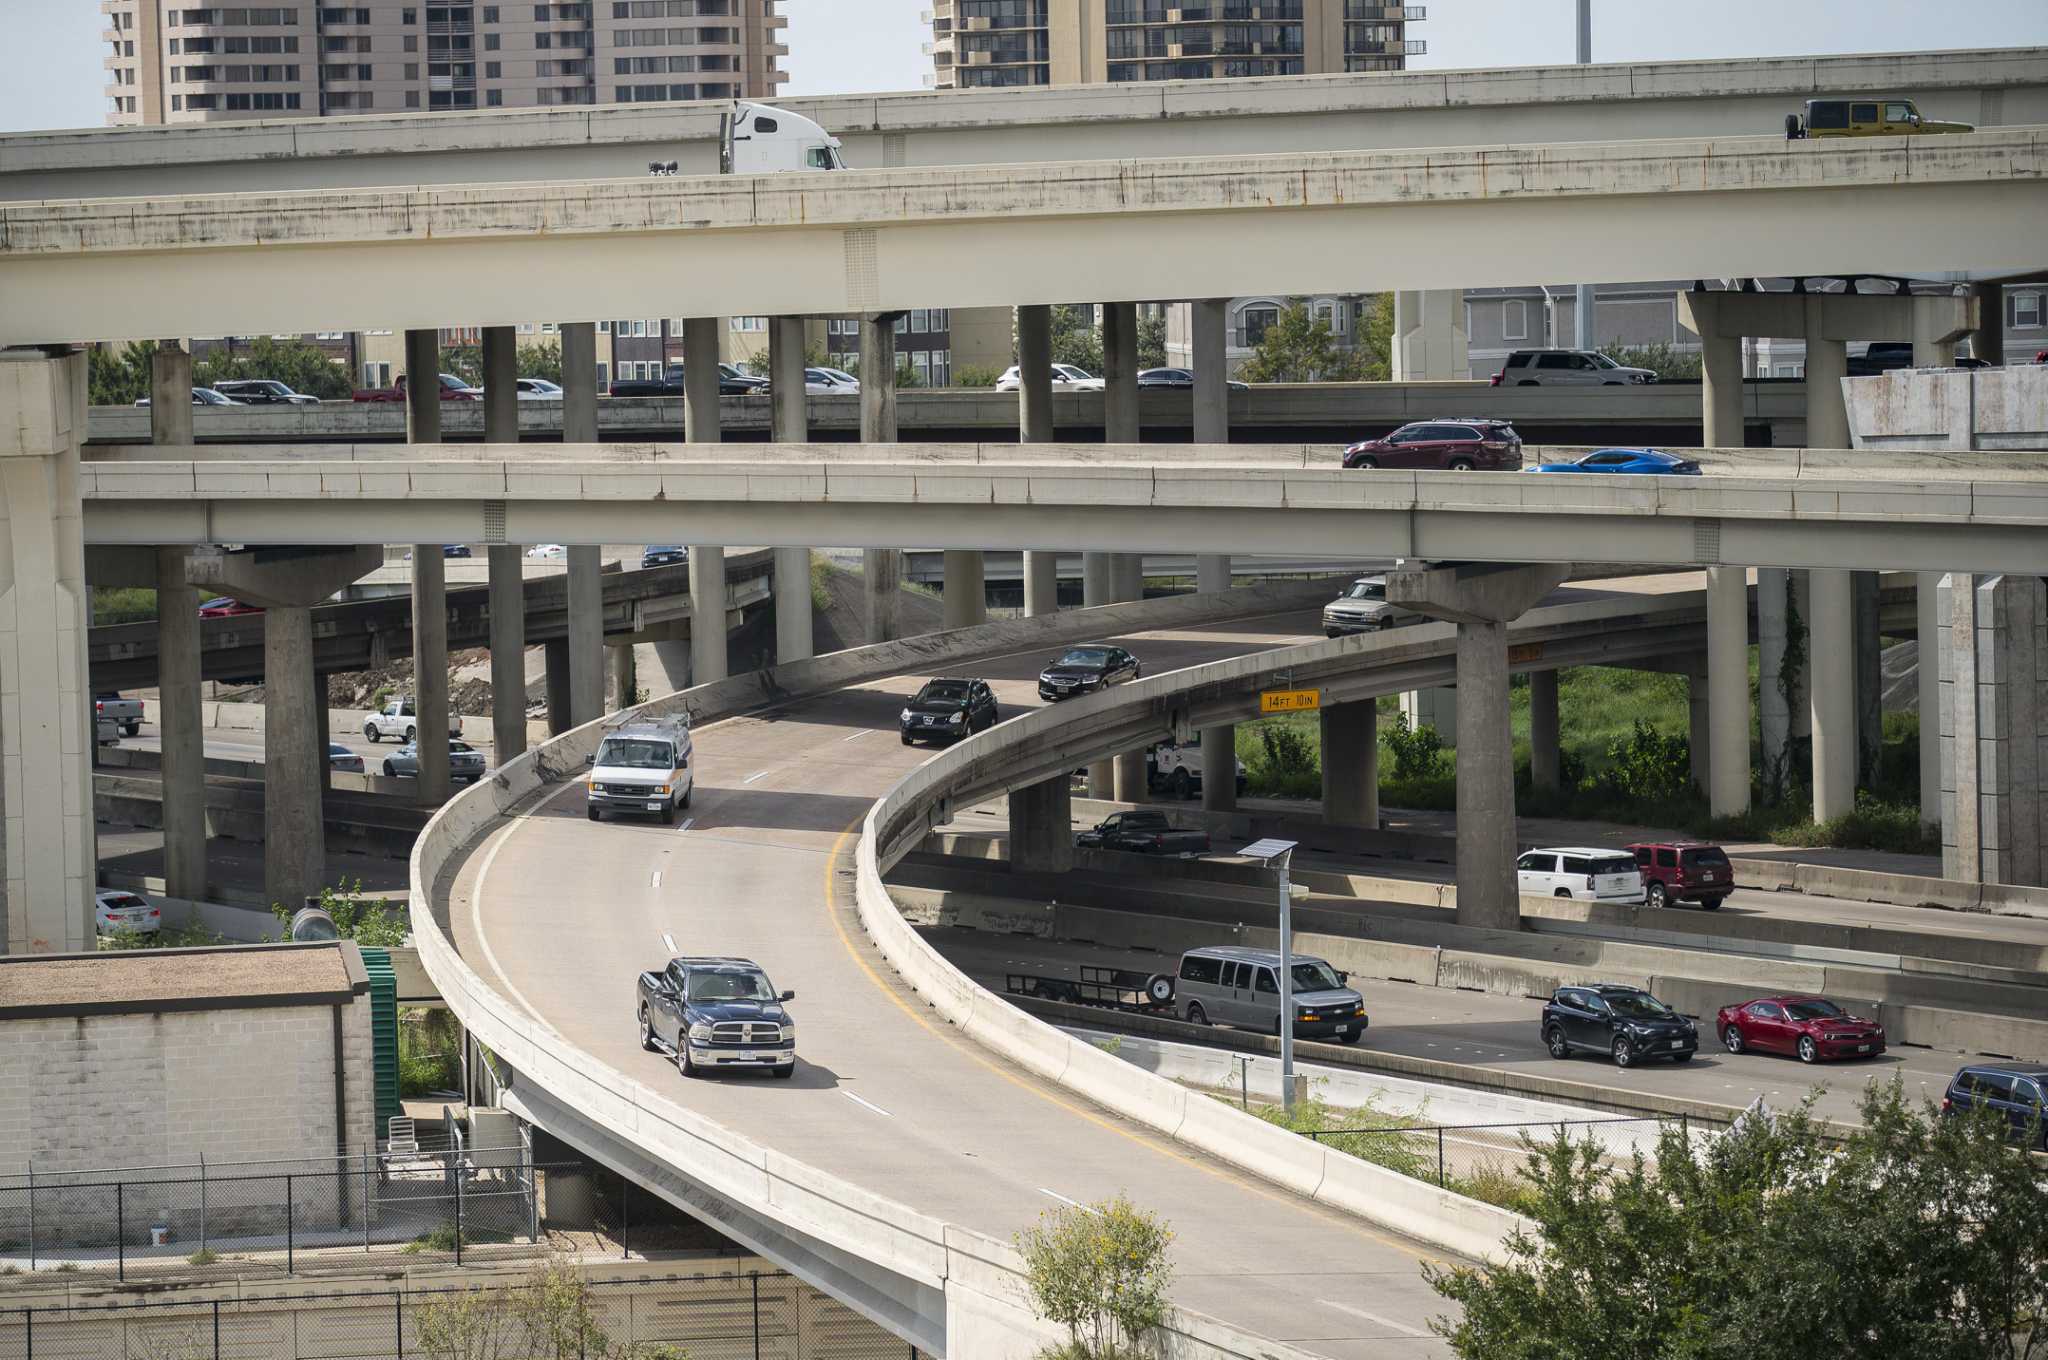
(1302, 1115, 1691, 1187)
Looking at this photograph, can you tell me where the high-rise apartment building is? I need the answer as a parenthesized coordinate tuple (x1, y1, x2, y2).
(928, 1, 1423, 89)
(101, 0, 785, 125)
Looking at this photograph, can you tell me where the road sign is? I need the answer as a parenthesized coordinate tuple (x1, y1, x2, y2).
(1259, 688, 1321, 714)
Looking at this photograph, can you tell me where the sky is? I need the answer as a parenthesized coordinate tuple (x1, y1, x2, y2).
(5, 0, 2046, 132)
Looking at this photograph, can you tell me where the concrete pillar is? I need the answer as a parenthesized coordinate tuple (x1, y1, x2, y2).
(149, 342, 194, 446)
(690, 547, 728, 687)
(1017, 305, 1054, 443)
(156, 547, 206, 900)
(1113, 749, 1148, 805)
(1706, 565, 1751, 816)
(404, 328, 441, 444)
(1913, 335, 1956, 370)
(768, 319, 815, 665)
(411, 546, 451, 804)
(1400, 688, 1458, 748)
(1528, 670, 1560, 794)
(560, 322, 598, 443)
(943, 550, 987, 630)
(487, 547, 527, 763)
(1103, 302, 1139, 444)
(1082, 553, 1114, 608)
(313, 677, 332, 790)
(481, 325, 517, 447)
(1201, 725, 1237, 813)
(1023, 551, 1059, 618)
(1853, 570, 1883, 786)
(1700, 331, 1743, 450)
(1918, 571, 1944, 828)
(1114, 553, 1144, 604)
(1393, 290, 1470, 381)
(544, 637, 571, 736)
(862, 314, 901, 645)
(611, 642, 638, 712)
(1757, 567, 1793, 792)
(1197, 554, 1232, 595)
(774, 546, 813, 665)
(564, 545, 604, 724)
(1804, 333, 1850, 451)
(683, 316, 722, 443)
(1942, 574, 2045, 886)
(1388, 562, 1569, 931)
(0, 350, 96, 953)
(1008, 775, 1075, 875)
(1688, 662, 1711, 796)
(1970, 282, 2005, 366)
(1192, 298, 1230, 444)
(1808, 569, 1856, 822)
(264, 605, 325, 909)
(1321, 700, 1379, 830)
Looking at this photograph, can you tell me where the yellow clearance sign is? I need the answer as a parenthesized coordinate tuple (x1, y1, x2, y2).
(1259, 689, 1321, 714)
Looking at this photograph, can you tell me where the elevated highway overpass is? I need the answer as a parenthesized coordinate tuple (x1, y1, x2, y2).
(0, 47, 2041, 200)
(2, 129, 2040, 346)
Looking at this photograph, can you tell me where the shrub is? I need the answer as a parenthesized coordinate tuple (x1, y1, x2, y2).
(1594, 718, 1693, 803)
(270, 877, 408, 946)
(1016, 1195, 1175, 1360)
(1380, 710, 1451, 781)
(955, 364, 1005, 388)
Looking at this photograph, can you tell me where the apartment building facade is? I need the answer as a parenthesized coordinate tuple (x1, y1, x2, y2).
(928, 0, 1424, 89)
(102, 0, 785, 125)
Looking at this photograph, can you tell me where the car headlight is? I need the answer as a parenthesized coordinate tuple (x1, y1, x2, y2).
(779, 1024, 796, 1042)
(900, 708, 913, 722)
(1081, 675, 1101, 686)
(652, 785, 670, 796)
(688, 1021, 713, 1042)
(948, 711, 966, 724)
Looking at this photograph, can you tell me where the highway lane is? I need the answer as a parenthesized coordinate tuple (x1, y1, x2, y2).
(449, 604, 1472, 1358)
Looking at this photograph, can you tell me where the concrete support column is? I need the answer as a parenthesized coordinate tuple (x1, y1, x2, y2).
(1113, 749, 1149, 805)
(1082, 554, 1114, 608)
(1808, 569, 1856, 822)
(1197, 554, 1232, 595)
(861, 314, 901, 645)
(943, 550, 987, 630)
(689, 547, 728, 687)
(611, 642, 638, 712)
(411, 546, 451, 803)
(1400, 688, 1458, 747)
(1320, 701, 1379, 830)
(768, 318, 815, 665)
(1114, 554, 1144, 604)
(149, 343, 194, 446)
(1103, 302, 1139, 444)
(1023, 551, 1059, 618)
(0, 351, 95, 953)
(1008, 775, 1075, 875)
(1017, 305, 1054, 442)
(1853, 570, 1883, 786)
(481, 325, 517, 446)
(774, 546, 813, 665)
(1913, 334, 1956, 370)
(1393, 290, 1470, 381)
(404, 328, 441, 444)
(313, 679, 332, 790)
(1700, 332, 1743, 450)
(1970, 282, 2005, 366)
(1804, 333, 1850, 451)
(1201, 726, 1237, 813)
(1706, 565, 1751, 816)
(1192, 298, 1229, 444)
(565, 545, 604, 724)
(683, 316, 722, 444)
(487, 547, 527, 763)
(560, 322, 598, 443)
(1688, 662, 1711, 796)
(156, 547, 206, 900)
(1528, 670, 1560, 793)
(1918, 571, 1944, 828)
(543, 638, 571, 736)
(1942, 574, 2045, 886)
(1757, 568, 1793, 791)
(263, 605, 324, 909)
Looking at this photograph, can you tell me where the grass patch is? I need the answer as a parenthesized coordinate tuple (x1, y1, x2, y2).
(186, 1247, 219, 1266)
(1239, 1088, 1543, 1214)
(399, 1006, 462, 1098)
(93, 586, 158, 626)
(96, 922, 227, 952)
(809, 555, 835, 614)
(403, 1223, 510, 1254)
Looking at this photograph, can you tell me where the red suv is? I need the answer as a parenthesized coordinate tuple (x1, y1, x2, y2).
(1342, 420, 1522, 471)
(1627, 841, 1733, 910)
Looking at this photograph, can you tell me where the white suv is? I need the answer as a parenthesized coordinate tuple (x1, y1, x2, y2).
(1493, 350, 1657, 387)
(1517, 847, 1646, 903)
(364, 697, 463, 744)
(994, 364, 1105, 392)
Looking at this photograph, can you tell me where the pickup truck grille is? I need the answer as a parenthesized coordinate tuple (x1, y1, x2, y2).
(710, 1021, 782, 1046)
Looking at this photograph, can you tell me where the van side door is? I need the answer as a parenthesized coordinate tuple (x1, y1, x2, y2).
(1217, 961, 1250, 1025)
(1251, 965, 1282, 1034)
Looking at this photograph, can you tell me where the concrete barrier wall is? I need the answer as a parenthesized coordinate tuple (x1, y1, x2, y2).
(1732, 856, 2048, 921)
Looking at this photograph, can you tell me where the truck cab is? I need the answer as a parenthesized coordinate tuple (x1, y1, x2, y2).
(720, 102, 846, 174)
(364, 697, 463, 744)
(588, 717, 693, 824)
(1787, 98, 1972, 139)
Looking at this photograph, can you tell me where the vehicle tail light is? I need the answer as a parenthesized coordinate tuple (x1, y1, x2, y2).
(1489, 372, 1503, 387)
(1481, 439, 1511, 450)
(1586, 875, 1597, 888)
(1941, 1096, 1953, 1113)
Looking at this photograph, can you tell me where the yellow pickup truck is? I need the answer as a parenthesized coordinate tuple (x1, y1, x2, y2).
(1786, 98, 1974, 139)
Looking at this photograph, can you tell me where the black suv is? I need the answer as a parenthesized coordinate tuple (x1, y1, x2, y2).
(1942, 1063, 2048, 1149)
(1542, 984, 1698, 1068)
(899, 677, 999, 745)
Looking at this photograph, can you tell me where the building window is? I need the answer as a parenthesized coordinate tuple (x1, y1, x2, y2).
(485, 32, 499, 48)
(485, 60, 500, 76)
(596, 362, 609, 384)
(730, 317, 766, 332)
(487, 88, 503, 105)
(910, 309, 929, 333)
(1238, 305, 1279, 348)
(1502, 299, 1528, 342)
(2015, 292, 2044, 329)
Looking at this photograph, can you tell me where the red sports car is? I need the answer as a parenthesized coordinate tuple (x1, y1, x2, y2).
(1716, 995, 1885, 1064)
(198, 597, 262, 618)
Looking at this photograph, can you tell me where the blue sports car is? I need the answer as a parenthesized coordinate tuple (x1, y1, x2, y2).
(1527, 448, 1702, 475)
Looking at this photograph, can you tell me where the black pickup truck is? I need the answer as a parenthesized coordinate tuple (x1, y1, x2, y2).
(636, 955, 797, 1079)
(1075, 810, 1210, 856)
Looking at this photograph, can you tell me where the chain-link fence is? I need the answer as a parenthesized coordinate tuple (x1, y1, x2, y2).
(1305, 1115, 1696, 1187)
(0, 1270, 931, 1360)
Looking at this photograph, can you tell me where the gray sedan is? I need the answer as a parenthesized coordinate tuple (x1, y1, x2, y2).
(381, 739, 486, 783)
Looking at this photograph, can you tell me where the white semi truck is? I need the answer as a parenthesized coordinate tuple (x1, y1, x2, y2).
(718, 102, 848, 175)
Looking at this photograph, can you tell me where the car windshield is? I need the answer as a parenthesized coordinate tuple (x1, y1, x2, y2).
(1785, 1000, 1845, 1021)
(1605, 991, 1675, 1020)
(595, 738, 675, 769)
(1590, 353, 1620, 368)
(686, 969, 776, 1003)
(919, 681, 971, 702)
(1292, 961, 1344, 992)
(451, 742, 475, 753)
(103, 894, 146, 909)
(1592, 856, 1638, 876)
(1056, 648, 1111, 667)
(1055, 366, 1093, 381)
(1345, 581, 1386, 601)
(1680, 846, 1731, 867)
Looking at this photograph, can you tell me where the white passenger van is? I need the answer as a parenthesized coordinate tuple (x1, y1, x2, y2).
(588, 717, 693, 825)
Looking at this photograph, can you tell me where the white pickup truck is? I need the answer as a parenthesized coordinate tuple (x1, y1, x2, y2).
(363, 698, 462, 744)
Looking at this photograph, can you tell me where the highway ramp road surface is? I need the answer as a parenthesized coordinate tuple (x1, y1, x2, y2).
(445, 606, 1461, 1357)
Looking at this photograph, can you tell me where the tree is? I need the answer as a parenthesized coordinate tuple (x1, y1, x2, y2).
(518, 340, 563, 384)
(440, 343, 484, 387)
(413, 1262, 689, 1360)
(1136, 309, 1168, 370)
(1048, 304, 1104, 376)
(1357, 292, 1395, 381)
(89, 340, 159, 406)
(1426, 1080, 2048, 1360)
(194, 336, 353, 399)
(1235, 301, 1369, 383)
(1016, 1194, 1175, 1359)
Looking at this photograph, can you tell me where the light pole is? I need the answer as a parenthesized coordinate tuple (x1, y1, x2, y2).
(1574, 0, 1597, 354)
(1237, 837, 1301, 1113)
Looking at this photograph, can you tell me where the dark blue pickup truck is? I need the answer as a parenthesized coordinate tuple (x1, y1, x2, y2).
(637, 956, 796, 1079)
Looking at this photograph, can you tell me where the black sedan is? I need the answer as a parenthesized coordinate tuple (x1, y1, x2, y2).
(1037, 644, 1141, 701)
(899, 678, 999, 745)
(1138, 368, 1251, 390)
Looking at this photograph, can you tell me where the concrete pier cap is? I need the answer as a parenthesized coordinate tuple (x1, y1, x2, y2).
(1387, 561, 1572, 625)
(187, 543, 384, 607)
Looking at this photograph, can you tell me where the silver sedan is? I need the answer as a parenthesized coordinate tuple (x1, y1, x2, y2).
(381, 739, 487, 783)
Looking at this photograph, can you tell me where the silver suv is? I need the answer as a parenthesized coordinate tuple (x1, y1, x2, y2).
(1493, 349, 1657, 387)
(1322, 575, 1424, 637)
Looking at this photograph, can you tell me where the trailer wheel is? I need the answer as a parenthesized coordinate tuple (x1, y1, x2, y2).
(1145, 974, 1176, 1006)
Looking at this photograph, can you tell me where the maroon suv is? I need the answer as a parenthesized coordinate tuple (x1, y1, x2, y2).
(1627, 841, 1734, 910)
(1343, 420, 1522, 471)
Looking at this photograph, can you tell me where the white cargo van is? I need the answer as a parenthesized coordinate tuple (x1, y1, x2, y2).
(588, 717, 694, 825)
